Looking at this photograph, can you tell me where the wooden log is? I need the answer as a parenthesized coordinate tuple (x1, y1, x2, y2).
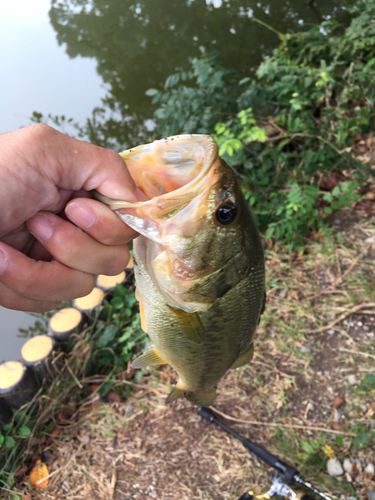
(48, 307, 84, 346)
(96, 271, 126, 293)
(0, 361, 38, 409)
(73, 287, 104, 318)
(21, 335, 55, 381)
(0, 398, 12, 429)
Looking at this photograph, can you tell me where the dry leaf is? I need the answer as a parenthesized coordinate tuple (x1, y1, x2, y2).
(41, 450, 56, 467)
(332, 395, 345, 409)
(107, 390, 121, 402)
(30, 459, 49, 489)
(15, 464, 28, 477)
(324, 444, 335, 459)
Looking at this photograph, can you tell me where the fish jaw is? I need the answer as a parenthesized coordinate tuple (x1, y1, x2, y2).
(119, 134, 218, 199)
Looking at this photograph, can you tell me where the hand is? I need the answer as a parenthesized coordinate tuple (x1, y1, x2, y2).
(0, 124, 138, 312)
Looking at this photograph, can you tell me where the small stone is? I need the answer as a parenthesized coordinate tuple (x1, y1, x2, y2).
(354, 458, 363, 472)
(328, 329, 335, 335)
(364, 325, 370, 331)
(327, 458, 344, 476)
(345, 472, 352, 482)
(347, 375, 356, 385)
(357, 321, 363, 327)
(365, 463, 375, 474)
(299, 345, 311, 354)
(343, 459, 353, 473)
(125, 404, 133, 415)
(367, 489, 375, 500)
(333, 409, 341, 422)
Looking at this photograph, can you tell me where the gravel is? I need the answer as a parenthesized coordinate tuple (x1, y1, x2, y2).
(327, 458, 344, 476)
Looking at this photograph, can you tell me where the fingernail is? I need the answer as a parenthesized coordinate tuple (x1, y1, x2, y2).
(28, 214, 54, 242)
(66, 202, 96, 229)
(0, 250, 8, 276)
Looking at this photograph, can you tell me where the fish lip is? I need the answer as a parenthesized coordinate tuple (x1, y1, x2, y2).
(93, 134, 218, 209)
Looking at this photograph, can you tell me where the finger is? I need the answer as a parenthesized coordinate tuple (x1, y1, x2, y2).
(0, 281, 61, 312)
(26, 211, 131, 276)
(0, 242, 95, 302)
(27, 238, 52, 262)
(65, 198, 138, 245)
(24, 124, 139, 201)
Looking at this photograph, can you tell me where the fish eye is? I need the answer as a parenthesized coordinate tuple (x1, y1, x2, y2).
(215, 202, 237, 226)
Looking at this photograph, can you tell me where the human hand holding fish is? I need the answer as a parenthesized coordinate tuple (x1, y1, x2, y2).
(0, 124, 139, 312)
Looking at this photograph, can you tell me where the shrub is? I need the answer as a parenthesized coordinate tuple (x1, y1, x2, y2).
(147, 0, 375, 245)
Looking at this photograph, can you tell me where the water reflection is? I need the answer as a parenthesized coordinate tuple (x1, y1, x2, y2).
(49, 0, 355, 148)
(0, 310, 47, 364)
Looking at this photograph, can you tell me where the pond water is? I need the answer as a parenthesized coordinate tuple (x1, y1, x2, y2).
(0, 0, 355, 361)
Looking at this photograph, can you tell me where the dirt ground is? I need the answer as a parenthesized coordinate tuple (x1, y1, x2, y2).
(16, 205, 374, 500)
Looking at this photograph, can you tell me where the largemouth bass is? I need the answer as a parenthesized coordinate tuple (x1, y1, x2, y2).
(96, 135, 265, 406)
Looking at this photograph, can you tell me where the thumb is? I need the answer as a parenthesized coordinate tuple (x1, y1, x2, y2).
(28, 124, 138, 201)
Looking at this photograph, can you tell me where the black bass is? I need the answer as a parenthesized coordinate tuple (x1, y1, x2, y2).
(96, 135, 265, 406)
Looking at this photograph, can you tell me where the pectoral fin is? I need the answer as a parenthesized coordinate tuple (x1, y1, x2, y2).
(135, 286, 147, 333)
(230, 343, 254, 369)
(167, 306, 205, 344)
(131, 347, 166, 369)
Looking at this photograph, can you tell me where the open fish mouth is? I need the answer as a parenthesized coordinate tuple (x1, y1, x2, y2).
(94, 135, 218, 209)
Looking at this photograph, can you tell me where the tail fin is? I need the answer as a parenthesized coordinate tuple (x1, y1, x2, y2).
(165, 382, 217, 407)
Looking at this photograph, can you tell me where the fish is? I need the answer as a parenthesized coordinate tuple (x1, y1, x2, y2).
(95, 135, 265, 406)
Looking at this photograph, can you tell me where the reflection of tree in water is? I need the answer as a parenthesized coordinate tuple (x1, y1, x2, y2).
(17, 302, 71, 339)
(18, 312, 49, 339)
(48, 0, 354, 147)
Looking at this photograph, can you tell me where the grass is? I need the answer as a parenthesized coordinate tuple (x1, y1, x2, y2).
(0, 208, 374, 500)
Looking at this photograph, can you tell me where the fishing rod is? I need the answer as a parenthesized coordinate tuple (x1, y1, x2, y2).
(198, 407, 334, 500)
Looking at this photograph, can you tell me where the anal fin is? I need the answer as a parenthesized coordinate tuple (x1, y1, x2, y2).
(131, 347, 166, 369)
(167, 306, 204, 344)
(230, 343, 254, 369)
(165, 385, 184, 404)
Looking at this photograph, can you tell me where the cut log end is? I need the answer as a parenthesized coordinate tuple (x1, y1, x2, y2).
(96, 271, 126, 292)
(74, 287, 104, 312)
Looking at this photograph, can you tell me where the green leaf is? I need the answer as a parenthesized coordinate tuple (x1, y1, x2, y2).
(354, 428, 370, 447)
(18, 426, 31, 437)
(336, 232, 344, 245)
(111, 297, 125, 310)
(265, 227, 275, 241)
(335, 435, 343, 447)
(332, 186, 340, 197)
(341, 181, 349, 192)
(97, 325, 118, 347)
(5, 436, 16, 448)
(145, 88, 158, 96)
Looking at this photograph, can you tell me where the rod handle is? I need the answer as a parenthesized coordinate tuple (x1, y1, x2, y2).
(198, 407, 215, 422)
